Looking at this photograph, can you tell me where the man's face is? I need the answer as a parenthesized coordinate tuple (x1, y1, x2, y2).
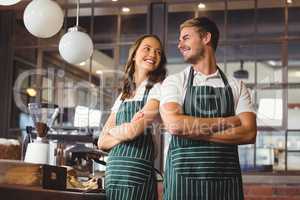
(178, 26, 205, 64)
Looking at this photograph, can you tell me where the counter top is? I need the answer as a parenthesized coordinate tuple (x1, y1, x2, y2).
(0, 183, 106, 200)
(243, 174, 300, 184)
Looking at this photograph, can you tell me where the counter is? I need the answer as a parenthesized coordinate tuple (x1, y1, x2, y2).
(243, 174, 300, 200)
(0, 184, 106, 200)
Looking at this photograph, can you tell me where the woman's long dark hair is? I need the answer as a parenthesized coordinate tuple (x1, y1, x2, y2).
(121, 34, 167, 100)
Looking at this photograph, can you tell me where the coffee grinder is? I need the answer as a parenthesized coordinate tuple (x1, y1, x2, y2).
(24, 103, 59, 164)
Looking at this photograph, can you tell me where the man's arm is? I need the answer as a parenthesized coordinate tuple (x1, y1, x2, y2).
(160, 102, 241, 136)
(97, 113, 122, 151)
(184, 112, 257, 145)
(109, 99, 160, 141)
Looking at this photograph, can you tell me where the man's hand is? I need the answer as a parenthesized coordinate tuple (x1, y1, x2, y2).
(225, 116, 241, 129)
(209, 116, 241, 134)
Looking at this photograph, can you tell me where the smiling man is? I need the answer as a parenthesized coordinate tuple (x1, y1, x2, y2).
(160, 17, 257, 200)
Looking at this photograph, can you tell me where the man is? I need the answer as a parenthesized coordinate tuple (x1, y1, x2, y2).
(160, 17, 257, 200)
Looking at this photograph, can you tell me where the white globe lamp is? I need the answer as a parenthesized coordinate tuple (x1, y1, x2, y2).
(0, 0, 21, 6)
(58, 0, 93, 64)
(23, 0, 64, 38)
(59, 27, 93, 64)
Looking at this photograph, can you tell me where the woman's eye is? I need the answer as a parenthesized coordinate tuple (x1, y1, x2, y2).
(144, 47, 150, 51)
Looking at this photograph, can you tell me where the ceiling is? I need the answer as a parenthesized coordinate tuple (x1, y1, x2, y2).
(2, 0, 300, 78)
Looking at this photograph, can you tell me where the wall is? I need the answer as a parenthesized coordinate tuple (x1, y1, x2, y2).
(0, 12, 15, 138)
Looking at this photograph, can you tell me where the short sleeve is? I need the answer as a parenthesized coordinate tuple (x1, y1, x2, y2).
(148, 83, 161, 102)
(235, 80, 256, 115)
(160, 74, 184, 106)
(111, 94, 122, 113)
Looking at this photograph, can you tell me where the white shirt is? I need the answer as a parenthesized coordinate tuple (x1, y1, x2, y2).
(111, 80, 162, 113)
(160, 66, 255, 115)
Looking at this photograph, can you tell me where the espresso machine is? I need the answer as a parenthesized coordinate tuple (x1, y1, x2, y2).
(23, 102, 106, 174)
(21, 102, 106, 194)
(24, 103, 59, 164)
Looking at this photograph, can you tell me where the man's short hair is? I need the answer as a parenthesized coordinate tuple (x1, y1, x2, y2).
(180, 17, 220, 51)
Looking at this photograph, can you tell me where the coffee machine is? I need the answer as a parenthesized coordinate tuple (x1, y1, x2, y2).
(24, 103, 59, 164)
(22, 103, 106, 192)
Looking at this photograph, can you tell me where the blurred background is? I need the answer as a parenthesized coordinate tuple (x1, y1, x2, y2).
(1, 0, 300, 179)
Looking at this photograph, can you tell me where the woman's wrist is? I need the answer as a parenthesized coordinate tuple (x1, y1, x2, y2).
(109, 123, 132, 141)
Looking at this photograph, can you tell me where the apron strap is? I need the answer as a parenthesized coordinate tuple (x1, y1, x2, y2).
(217, 66, 235, 115)
(142, 86, 151, 104)
(183, 67, 195, 114)
(217, 66, 229, 87)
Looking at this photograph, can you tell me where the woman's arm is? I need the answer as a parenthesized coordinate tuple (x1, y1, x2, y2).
(97, 113, 122, 151)
(109, 99, 160, 141)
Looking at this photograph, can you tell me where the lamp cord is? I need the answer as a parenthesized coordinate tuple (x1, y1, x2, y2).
(76, 0, 79, 27)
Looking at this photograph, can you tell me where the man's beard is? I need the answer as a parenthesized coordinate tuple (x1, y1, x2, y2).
(183, 46, 205, 64)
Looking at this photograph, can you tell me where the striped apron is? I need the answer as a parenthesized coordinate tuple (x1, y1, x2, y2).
(164, 67, 244, 200)
(105, 88, 157, 200)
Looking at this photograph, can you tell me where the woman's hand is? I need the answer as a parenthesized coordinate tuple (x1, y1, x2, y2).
(97, 113, 122, 151)
(109, 123, 133, 141)
(131, 111, 144, 122)
(109, 99, 160, 142)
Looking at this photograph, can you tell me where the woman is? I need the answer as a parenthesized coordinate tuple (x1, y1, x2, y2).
(98, 34, 167, 200)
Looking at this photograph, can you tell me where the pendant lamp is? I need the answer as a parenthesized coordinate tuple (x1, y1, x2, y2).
(58, 0, 93, 64)
(23, 0, 64, 38)
(0, 0, 21, 6)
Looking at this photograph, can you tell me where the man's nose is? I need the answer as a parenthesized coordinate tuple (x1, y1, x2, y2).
(178, 41, 182, 49)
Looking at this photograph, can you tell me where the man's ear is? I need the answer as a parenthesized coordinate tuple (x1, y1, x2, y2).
(202, 32, 212, 45)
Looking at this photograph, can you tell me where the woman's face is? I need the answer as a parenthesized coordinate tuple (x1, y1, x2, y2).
(134, 37, 162, 73)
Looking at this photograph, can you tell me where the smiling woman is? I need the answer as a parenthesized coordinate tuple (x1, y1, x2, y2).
(97, 34, 167, 200)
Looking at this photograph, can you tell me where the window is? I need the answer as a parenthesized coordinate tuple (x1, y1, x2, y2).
(8, 1, 300, 174)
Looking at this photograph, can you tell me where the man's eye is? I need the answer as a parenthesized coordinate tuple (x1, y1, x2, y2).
(184, 35, 191, 40)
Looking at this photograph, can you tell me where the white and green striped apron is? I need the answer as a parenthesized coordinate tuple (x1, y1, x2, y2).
(164, 67, 244, 200)
(105, 88, 157, 200)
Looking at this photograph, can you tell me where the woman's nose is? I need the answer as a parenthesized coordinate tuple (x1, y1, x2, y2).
(149, 49, 156, 58)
